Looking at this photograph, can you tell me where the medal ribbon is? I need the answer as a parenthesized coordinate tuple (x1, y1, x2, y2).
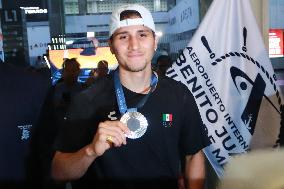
(114, 70, 158, 114)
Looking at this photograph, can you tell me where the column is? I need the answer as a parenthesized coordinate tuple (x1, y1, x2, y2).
(250, 0, 269, 49)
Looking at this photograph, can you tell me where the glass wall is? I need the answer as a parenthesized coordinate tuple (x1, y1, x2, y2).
(65, 0, 169, 15)
(64, 0, 79, 14)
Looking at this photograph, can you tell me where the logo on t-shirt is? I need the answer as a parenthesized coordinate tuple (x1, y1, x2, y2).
(108, 111, 118, 120)
(17, 124, 32, 140)
(162, 113, 173, 127)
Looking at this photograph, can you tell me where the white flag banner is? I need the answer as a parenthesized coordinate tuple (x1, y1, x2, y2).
(166, 0, 283, 177)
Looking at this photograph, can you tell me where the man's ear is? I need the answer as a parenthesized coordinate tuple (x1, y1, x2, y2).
(108, 39, 114, 54)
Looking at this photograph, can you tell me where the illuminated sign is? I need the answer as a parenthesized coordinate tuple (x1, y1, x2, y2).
(2, 1, 48, 22)
(20, 7, 48, 15)
(48, 35, 66, 50)
(48, 47, 118, 69)
(269, 29, 284, 57)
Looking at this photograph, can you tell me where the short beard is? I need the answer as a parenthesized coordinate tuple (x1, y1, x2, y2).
(120, 62, 148, 72)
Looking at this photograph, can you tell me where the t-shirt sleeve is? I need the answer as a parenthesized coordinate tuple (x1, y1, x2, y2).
(179, 88, 210, 156)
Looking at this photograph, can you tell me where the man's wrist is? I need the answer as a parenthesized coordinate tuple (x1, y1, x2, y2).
(85, 145, 96, 157)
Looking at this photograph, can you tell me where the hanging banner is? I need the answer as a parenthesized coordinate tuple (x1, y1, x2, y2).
(167, 0, 282, 177)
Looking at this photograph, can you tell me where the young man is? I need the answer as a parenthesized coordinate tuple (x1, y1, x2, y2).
(52, 4, 209, 189)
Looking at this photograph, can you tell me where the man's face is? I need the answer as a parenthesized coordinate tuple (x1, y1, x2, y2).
(109, 24, 157, 72)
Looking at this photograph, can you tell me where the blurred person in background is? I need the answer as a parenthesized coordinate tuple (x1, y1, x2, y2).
(85, 60, 109, 87)
(35, 56, 47, 69)
(0, 61, 50, 189)
(53, 58, 85, 120)
(156, 55, 172, 76)
(34, 58, 86, 188)
(97, 60, 109, 77)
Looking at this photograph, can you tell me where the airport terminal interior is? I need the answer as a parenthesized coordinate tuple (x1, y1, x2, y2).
(1, 0, 284, 188)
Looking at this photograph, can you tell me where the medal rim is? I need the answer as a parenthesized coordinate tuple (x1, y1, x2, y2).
(120, 111, 148, 139)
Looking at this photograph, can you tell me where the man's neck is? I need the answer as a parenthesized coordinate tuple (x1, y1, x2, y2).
(119, 68, 152, 94)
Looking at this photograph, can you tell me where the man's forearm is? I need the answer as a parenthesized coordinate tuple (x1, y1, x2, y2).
(51, 145, 97, 181)
(184, 150, 206, 189)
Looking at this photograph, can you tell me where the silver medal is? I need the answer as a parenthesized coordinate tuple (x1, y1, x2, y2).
(120, 111, 148, 139)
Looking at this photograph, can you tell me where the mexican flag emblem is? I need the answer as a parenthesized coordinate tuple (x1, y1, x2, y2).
(163, 114, 172, 121)
(162, 114, 173, 127)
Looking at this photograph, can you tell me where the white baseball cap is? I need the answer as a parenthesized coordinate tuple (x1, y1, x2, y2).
(109, 4, 155, 37)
